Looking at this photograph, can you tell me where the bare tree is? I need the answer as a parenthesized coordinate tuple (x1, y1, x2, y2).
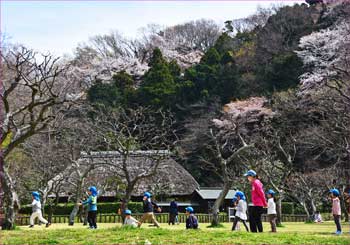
(206, 128, 253, 226)
(21, 131, 69, 217)
(90, 106, 177, 218)
(55, 112, 101, 226)
(229, 5, 276, 34)
(0, 46, 77, 229)
(182, 98, 275, 226)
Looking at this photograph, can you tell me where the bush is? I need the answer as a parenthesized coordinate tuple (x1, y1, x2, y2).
(281, 202, 294, 214)
(293, 204, 307, 215)
(281, 202, 307, 215)
(19, 202, 143, 215)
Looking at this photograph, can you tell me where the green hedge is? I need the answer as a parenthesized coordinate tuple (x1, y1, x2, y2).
(19, 202, 143, 215)
(281, 202, 294, 214)
(281, 202, 306, 215)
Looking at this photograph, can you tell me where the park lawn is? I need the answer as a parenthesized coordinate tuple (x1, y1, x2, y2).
(0, 221, 349, 244)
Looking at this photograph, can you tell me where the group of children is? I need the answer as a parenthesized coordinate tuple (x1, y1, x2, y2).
(230, 188, 277, 233)
(121, 192, 198, 229)
(28, 189, 198, 230)
(234, 169, 350, 235)
(28, 170, 350, 235)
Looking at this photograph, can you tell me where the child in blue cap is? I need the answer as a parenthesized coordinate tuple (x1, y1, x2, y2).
(185, 206, 198, 229)
(29, 191, 50, 228)
(138, 192, 160, 228)
(231, 191, 249, 232)
(79, 186, 98, 229)
(329, 188, 342, 235)
(231, 197, 240, 230)
(123, 209, 140, 228)
(266, 189, 277, 232)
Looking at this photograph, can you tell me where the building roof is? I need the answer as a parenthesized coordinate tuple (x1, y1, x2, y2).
(58, 151, 199, 197)
(195, 188, 236, 200)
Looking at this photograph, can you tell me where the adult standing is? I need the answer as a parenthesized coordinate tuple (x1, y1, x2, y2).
(244, 170, 267, 232)
(169, 199, 178, 225)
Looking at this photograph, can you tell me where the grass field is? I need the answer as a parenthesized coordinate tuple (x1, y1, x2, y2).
(0, 221, 349, 244)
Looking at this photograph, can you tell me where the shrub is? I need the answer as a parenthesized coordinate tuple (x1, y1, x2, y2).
(281, 202, 294, 214)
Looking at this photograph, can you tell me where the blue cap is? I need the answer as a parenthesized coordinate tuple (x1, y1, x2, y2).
(185, 206, 194, 213)
(89, 186, 98, 196)
(235, 191, 246, 201)
(244, 170, 257, 177)
(124, 209, 132, 215)
(266, 189, 276, 196)
(232, 197, 237, 203)
(329, 188, 340, 196)
(32, 191, 40, 201)
(144, 192, 151, 198)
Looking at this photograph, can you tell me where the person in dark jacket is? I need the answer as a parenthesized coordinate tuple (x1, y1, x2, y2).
(185, 206, 198, 229)
(138, 192, 160, 228)
(168, 199, 178, 225)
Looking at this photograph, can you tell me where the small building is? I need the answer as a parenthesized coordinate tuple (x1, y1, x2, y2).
(191, 187, 236, 213)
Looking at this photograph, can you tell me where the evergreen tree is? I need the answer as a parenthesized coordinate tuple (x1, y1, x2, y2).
(87, 80, 122, 108)
(139, 48, 178, 107)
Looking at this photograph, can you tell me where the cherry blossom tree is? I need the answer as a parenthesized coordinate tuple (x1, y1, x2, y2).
(297, 20, 350, 96)
(0, 45, 79, 229)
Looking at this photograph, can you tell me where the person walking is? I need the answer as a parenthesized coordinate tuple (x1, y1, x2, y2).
(244, 170, 267, 232)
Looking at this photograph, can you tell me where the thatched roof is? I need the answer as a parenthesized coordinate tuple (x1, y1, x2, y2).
(60, 151, 199, 197)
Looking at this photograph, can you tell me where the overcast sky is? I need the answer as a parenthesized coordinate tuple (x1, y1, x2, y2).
(1, 0, 302, 56)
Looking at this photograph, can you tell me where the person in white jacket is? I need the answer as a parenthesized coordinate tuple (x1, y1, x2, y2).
(123, 209, 140, 228)
(29, 192, 50, 228)
(232, 191, 249, 232)
(266, 189, 277, 232)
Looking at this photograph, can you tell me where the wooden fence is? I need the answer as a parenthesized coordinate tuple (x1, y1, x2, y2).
(15, 213, 311, 226)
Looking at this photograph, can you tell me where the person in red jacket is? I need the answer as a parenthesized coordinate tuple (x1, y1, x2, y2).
(244, 170, 267, 233)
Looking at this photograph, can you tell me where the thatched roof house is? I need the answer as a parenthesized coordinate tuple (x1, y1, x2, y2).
(58, 151, 199, 201)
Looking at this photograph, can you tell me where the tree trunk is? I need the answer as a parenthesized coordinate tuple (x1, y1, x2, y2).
(47, 203, 53, 224)
(78, 205, 88, 225)
(1, 168, 20, 230)
(41, 195, 47, 218)
(69, 181, 84, 225)
(276, 196, 283, 226)
(309, 198, 317, 221)
(341, 195, 349, 222)
(120, 184, 134, 224)
(48, 195, 60, 224)
(300, 201, 310, 220)
(69, 204, 80, 226)
(211, 181, 232, 226)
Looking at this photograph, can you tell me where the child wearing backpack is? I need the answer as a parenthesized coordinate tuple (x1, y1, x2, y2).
(138, 192, 160, 228)
(123, 209, 140, 228)
(329, 188, 342, 235)
(185, 206, 198, 229)
(29, 191, 50, 228)
(266, 189, 277, 232)
(80, 186, 98, 229)
(231, 191, 249, 232)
